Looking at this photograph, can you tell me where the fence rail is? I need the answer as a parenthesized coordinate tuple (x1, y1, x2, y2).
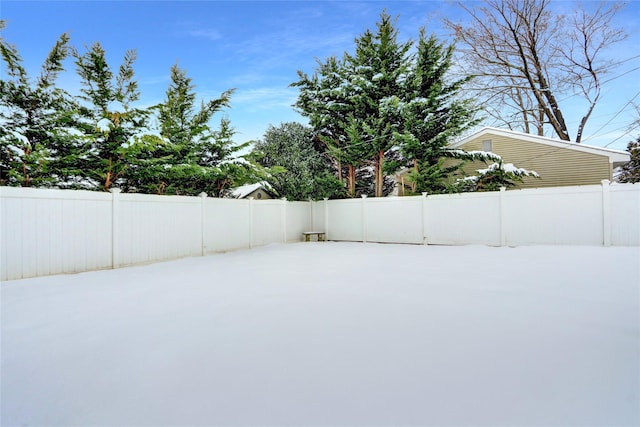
(2, 180, 638, 280)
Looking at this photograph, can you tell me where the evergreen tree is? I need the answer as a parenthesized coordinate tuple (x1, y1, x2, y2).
(0, 22, 79, 187)
(195, 117, 261, 197)
(293, 56, 365, 197)
(455, 158, 539, 192)
(126, 63, 259, 196)
(617, 137, 640, 183)
(251, 122, 345, 200)
(348, 12, 412, 197)
(293, 12, 481, 197)
(294, 12, 411, 197)
(73, 43, 149, 191)
(398, 32, 484, 194)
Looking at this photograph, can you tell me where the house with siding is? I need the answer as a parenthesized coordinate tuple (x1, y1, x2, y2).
(449, 127, 630, 189)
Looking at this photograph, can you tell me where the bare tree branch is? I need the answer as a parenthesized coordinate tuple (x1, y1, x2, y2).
(446, 0, 628, 142)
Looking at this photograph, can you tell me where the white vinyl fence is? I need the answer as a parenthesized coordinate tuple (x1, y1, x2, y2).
(317, 180, 640, 248)
(0, 188, 311, 280)
(2, 180, 639, 280)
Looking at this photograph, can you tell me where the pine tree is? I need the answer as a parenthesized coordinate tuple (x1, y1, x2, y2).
(348, 12, 412, 197)
(73, 43, 149, 191)
(0, 22, 78, 187)
(126, 63, 258, 196)
(293, 12, 481, 197)
(398, 32, 484, 194)
(617, 137, 640, 183)
(294, 13, 410, 197)
(293, 56, 362, 196)
(195, 117, 261, 197)
(455, 158, 539, 192)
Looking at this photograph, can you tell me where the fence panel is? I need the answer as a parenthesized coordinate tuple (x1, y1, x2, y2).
(252, 200, 285, 247)
(425, 192, 501, 246)
(0, 187, 112, 280)
(365, 197, 424, 244)
(117, 193, 202, 267)
(286, 201, 312, 242)
(326, 199, 364, 242)
(503, 186, 603, 246)
(311, 199, 327, 232)
(610, 184, 640, 246)
(204, 198, 251, 253)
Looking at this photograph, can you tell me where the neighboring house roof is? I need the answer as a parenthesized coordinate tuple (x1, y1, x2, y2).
(229, 183, 276, 199)
(450, 127, 629, 165)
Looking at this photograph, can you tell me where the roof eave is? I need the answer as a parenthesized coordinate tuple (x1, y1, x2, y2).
(451, 127, 630, 162)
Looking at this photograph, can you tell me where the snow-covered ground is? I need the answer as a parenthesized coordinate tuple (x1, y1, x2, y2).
(2, 242, 639, 426)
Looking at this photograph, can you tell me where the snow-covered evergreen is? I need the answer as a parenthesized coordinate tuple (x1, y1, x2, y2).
(1, 22, 253, 196)
(616, 137, 640, 183)
(293, 12, 480, 197)
(0, 26, 81, 188)
(455, 157, 540, 192)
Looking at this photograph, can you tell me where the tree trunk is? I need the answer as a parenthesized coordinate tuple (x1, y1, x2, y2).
(375, 150, 384, 197)
(347, 165, 356, 197)
(575, 98, 598, 143)
(412, 159, 418, 193)
(104, 158, 113, 191)
(22, 146, 31, 187)
(537, 106, 545, 136)
(22, 163, 30, 187)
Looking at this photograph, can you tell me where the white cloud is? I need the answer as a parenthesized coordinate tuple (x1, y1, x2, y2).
(187, 28, 222, 41)
(232, 87, 298, 111)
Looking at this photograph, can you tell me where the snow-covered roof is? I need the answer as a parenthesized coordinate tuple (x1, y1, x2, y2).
(229, 183, 274, 199)
(450, 127, 630, 164)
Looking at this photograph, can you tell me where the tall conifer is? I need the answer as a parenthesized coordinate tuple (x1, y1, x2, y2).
(294, 12, 481, 196)
(73, 43, 149, 191)
(0, 22, 79, 187)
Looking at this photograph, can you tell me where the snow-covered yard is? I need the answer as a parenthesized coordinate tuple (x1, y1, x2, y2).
(2, 242, 639, 426)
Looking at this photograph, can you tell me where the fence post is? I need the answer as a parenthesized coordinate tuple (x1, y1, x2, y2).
(281, 197, 287, 243)
(422, 192, 428, 245)
(361, 195, 368, 243)
(249, 197, 254, 249)
(324, 197, 329, 240)
(601, 179, 611, 247)
(199, 192, 207, 256)
(110, 188, 121, 269)
(499, 187, 507, 247)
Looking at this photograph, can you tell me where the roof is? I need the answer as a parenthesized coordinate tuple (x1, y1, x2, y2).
(450, 127, 630, 164)
(229, 182, 274, 199)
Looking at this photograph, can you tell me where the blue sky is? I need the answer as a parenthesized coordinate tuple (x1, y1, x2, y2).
(1, 0, 639, 150)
